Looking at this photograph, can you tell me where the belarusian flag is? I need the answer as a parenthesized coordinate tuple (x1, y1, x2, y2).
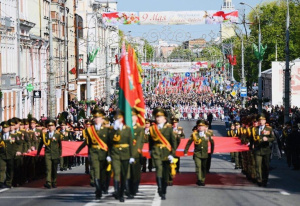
(128, 45, 145, 126)
(119, 42, 138, 130)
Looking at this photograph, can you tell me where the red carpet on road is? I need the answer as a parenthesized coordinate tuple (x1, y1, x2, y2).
(23, 172, 253, 188)
(25, 137, 249, 158)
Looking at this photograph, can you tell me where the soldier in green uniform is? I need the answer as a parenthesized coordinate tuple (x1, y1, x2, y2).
(0, 121, 15, 188)
(75, 108, 110, 200)
(108, 111, 134, 202)
(171, 117, 184, 173)
(126, 108, 145, 198)
(83, 119, 95, 187)
(29, 118, 43, 179)
(37, 120, 62, 189)
(205, 120, 214, 173)
(8, 118, 24, 187)
(59, 121, 72, 171)
(142, 119, 152, 172)
(234, 122, 242, 169)
(227, 123, 236, 162)
(149, 108, 177, 200)
(251, 114, 275, 187)
(184, 120, 214, 186)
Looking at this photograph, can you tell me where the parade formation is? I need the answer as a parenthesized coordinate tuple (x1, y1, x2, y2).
(1, 0, 300, 205)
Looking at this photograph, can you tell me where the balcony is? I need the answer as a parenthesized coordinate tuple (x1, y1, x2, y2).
(78, 67, 100, 80)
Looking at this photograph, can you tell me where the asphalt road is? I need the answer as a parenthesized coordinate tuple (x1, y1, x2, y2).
(0, 120, 299, 206)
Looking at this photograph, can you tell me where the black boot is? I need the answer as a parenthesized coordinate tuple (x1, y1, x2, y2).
(161, 180, 167, 200)
(157, 177, 163, 197)
(125, 179, 134, 199)
(94, 179, 102, 200)
(113, 180, 119, 200)
(119, 180, 125, 202)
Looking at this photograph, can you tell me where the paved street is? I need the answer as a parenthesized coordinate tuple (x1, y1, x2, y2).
(0, 120, 299, 206)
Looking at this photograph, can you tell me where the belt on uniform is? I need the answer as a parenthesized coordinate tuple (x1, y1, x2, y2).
(113, 144, 129, 149)
(91, 145, 104, 150)
(154, 144, 166, 148)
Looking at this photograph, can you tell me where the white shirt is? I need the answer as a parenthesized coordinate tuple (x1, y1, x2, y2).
(3, 132, 9, 140)
(95, 124, 102, 131)
(259, 126, 265, 135)
(199, 131, 205, 137)
(49, 132, 54, 138)
(158, 123, 164, 129)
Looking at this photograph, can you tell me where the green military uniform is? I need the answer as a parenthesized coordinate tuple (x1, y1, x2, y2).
(172, 117, 184, 174)
(233, 122, 242, 169)
(227, 124, 237, 162)
(126, 120, 145, 197)
(251, 114, 274, 187)
(13, 127, 25, 187)
(109, 111, 133, 202)
(142, 119, 152, 172)
(149, 108, 176, 200)
(28, 119, 43, 180)
(184, 120, 214, 186)
(0, 121, 15, 188)
(37, 120, 62, 189)
(206, 124, 215, 173)
(59, 122, 72, 171)
(75, 109, 110, 200)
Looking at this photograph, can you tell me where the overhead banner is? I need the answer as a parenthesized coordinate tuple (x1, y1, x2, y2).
(103, 10, 238, 26)
(142, 62, 208, 72)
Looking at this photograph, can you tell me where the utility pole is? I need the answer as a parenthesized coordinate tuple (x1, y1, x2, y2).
(48, 0, 56, 119)
(105, 43, 111, 106)
(241, 35, 245, 108)
(16, 0, 21, 118)
(64, 5, 68, 111)
(86, 14, 91, 117)
(284, 0, 290, 123)
(230, 43, 234, 81)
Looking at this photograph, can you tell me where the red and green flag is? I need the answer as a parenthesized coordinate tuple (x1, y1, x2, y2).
(119, 42, 138, 130)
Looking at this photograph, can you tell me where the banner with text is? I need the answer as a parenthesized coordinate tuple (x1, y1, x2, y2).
(103, 10, 238, 26)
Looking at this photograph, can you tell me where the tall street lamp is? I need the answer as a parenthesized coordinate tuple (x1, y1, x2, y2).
(240, 2, 262, 113)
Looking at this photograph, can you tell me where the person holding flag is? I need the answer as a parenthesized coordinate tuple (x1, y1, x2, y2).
(74, 108, 110, 200)
(149, 108, 177, 200)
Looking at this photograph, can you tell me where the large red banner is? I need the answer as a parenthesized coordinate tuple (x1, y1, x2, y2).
(25, 137, 249, 158)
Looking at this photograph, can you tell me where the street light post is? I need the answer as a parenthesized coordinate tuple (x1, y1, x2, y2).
(240, 2, 262, 113)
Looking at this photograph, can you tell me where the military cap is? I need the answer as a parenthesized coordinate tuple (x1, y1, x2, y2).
(74, 127, 80, 131)
(152, 107, 167, 117)
(13, 117, 22, 124)
(171, 117, 179, 124)
(92, 108, 106, 118)
(192, 125, 198, 132)
(145, 119, 151, 124)
(85, 119, 93, 125)
(197, 120, 206, 126)
(229, 123, 235, 128)
(1, 121, 10, 128)
(235, 122, 240, 126)
(30, 118, 38, 124)
(60, 120, 67, 126)
(47, 120, 56, 127)
(8, 119, 16, 126)
(23, 119, 30, 125)
(113, 110, 125, 119)
(103, 117, 110, 125)
(258, 113, 266, 120)
(132, 108, 139, 116)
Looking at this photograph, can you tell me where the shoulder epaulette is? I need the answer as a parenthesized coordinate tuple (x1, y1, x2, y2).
(166, 123, 172, 127)
(178, 126, 183, 129)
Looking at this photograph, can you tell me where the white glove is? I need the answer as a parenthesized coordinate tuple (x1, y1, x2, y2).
(168, 155, 174, 163)
(129, 158, 135, 164)
(106, 156, 112, 162)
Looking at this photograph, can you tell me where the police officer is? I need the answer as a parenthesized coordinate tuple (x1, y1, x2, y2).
(108, 111, 134, 202)
(252, 114, 274, 187)
(37, 120, 62, 189)
(149, 108, 176, 200)
(184, 120, 214, 186)
(75, 108, 110, 200)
